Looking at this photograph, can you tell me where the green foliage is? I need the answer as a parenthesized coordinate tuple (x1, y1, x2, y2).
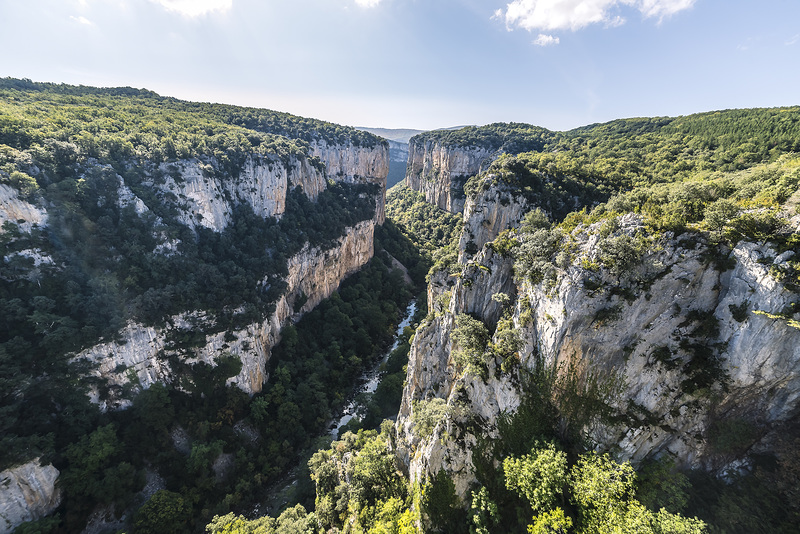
(411, 398, 449, 439)
(488, 230, 521, 257)
(492, 317, 524, 373)
(206, 504, 316, 534)
(728, 300, 750, 322)
(598, 233, 648, 277)
(465, 152, 616, 222)
(570, 453, 706, 534)
(528, 508, 572, 534)
(4, 170, 38, 198)
(636, 457, 690, 515)
(134, 490, 192, 534)
(385, 183, 463, 282)
(10, 515, 61, 534)
(422, 469, 464, 532)
(504, 442, 568, 513)
(571, 452, 636, 526)
(451, 313, 492, 378)
(520, 208, 552, 233)
(412, 122, 552, 153)
(706, 418, 759, 456)
(513, 227, 563, 286)
(306, 426, 408, 533)
(59, 423, 145, 528)
(469, 486, 500, 534)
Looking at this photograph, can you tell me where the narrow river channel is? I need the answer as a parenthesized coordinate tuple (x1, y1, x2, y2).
(329, 299, 417, 437)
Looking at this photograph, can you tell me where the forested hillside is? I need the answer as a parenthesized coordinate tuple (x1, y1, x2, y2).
(406, 109, 800, 215)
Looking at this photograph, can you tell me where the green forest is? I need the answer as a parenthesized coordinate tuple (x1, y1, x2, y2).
(3, 78, 800, 533)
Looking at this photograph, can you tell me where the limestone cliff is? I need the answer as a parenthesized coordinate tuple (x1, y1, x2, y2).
(405, 137, 494, 214)
(78, 219, 375, 405)
(311, 139, 389, 223)
(153, 155, 326, 232)
(0, 460, 60, 534)
(457, 179, 528, 262)
(68, 140, 387, 404)
(396, 186, 800, 498)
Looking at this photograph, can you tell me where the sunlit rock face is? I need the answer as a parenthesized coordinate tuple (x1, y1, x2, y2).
(396, 180, 800, 499)
(405, 137, 494, 214)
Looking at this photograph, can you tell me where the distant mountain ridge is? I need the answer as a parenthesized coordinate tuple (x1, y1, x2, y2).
(355, 126, 470, 144)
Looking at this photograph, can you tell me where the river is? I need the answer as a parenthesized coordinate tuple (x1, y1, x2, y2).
(248, 299, 418, 517)
(328, 299, 417, 437)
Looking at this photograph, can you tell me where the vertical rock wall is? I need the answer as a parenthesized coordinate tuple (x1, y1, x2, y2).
(405, 137, 494, 214)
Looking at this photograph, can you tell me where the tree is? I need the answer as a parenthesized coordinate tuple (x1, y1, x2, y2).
(529, 508, 572, 534)
(504, 442, 568, 513)
(571, 452, 636, 531)
(134, 490, 191, 534)
(451, 314, 491, 378)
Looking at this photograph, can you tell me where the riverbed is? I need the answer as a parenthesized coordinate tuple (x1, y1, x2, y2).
(328, 299, 417, 437)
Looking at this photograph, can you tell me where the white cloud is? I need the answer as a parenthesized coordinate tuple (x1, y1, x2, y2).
(70, 15, 94, 25)
(150, 0, 232, 17)
(787, 34, 800, 46)
(500, 0, 695, 32)
(533, 33, 560, 45)
(637, 0, 695, 19)
(355, 0, 382, 7)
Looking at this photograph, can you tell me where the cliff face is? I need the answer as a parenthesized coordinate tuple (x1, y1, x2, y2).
(311, 140, 388, 223)
(458, 180, 528, 262)
(153, 155, 326, 232)
(405, 137, 493, 214)
(396, 184, 800, 497)
(0, 184, 48, 232)
(0, 460, 61, 534)
(78, 219, 375, 405)
(66, 141, 387, 405)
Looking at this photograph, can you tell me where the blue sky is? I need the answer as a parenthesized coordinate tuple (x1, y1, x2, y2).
(1, 0, 798, 131)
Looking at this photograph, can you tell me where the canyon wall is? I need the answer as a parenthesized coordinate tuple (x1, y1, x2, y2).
(405, 137, 494, 214)
(396, 181, 800, 498)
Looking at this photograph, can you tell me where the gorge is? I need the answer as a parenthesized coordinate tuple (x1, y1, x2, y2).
(2, 80, 800, 533)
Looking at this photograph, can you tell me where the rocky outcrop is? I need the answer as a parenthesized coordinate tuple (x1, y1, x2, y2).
(311, 140, 389, 223)
(405, 137, 494, 214)
(156, 155, 326, 231)
(78, 219, 375, 406)
(458, 180, 528, 262)
(0, 184, 47, 233)
(397, 200, 800, 497)
(0, 460, 61, 534)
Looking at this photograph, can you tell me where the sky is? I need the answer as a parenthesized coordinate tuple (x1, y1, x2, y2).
(1, 0, 798, 131)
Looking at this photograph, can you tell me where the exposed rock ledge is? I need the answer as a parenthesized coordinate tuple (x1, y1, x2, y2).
(0, 460, 61, 534)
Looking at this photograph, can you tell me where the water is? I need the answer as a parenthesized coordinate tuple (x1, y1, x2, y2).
(247, 299, 418, 519)
(329, 299, 417, 437)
